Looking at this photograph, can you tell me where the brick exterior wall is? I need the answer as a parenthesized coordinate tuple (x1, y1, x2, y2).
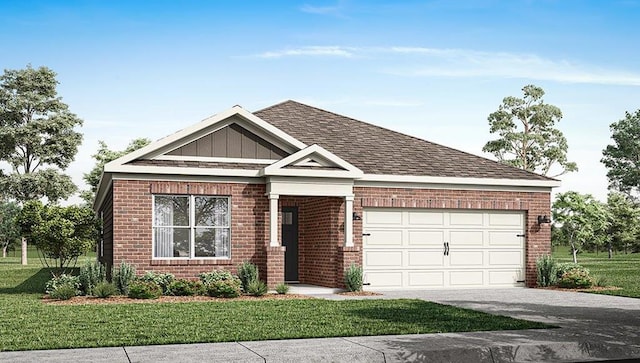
(353, 187, 552, 287)
(106, 179, 551, 289)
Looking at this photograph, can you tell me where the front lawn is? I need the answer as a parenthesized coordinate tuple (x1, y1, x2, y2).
(0, 257, 549, 351)
(553, 247, 640, 298)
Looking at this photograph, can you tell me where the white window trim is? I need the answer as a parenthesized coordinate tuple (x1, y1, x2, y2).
(152, 194, 232, 260)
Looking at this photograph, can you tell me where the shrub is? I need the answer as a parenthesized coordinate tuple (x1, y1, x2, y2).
(189, 280, 206, 296)
(344, 263, 363, 292)
(45, 274, 80, 295)
(49, 284, 77, 300)
(79, 260, 107, 295)
(139, 271, 175, 294)
(246, 279, 268, 297)
(93, 282, 118, 298)
(275, 283, 289, 295)
(558, 268, 593, 289)
(556, 262, 587, 279)
(238, 261, 259, 292)
(536, 255, 557, 287)
(593, 275, 609, 287)
(198, 269, 236, 285)
(168, 279, 196, 296)
(206, 279, 242, 298)
(128, 280, 162, 299)
(112, 261, 136, 295)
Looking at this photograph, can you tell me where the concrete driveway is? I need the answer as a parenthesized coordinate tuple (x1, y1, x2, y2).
(3, 288, 640, 362)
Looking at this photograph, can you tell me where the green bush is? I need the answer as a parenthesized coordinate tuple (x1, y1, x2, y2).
(206, 278, 242, 298)
(344, 263, 363, 292)
(246, 279, 268, 297)
(198, 269, 236, 285)
(190, 280, 206, 296)
(536, 255, 557, 287)
(49, 284, 77, 300)
(128, 280, 162, 299)
(93, 282, 118, 298)
(593, 275, 609, 287)
(238, 261, 259, 292)
(79, 260, 107, 295)
(556, 262, 587, 279)
(45, 274, 80, 295)
(558, 268, 593, 289)
(112, 261, 136, 295)
(168, 279, 197, 296)
(275, 283, 289, 295)
(139, 271, 175, 294)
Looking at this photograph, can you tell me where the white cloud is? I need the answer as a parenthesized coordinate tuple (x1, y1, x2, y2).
(252, 45, 640, 86)
(299, 1, 347, 17)
(256, 46, 356, 59)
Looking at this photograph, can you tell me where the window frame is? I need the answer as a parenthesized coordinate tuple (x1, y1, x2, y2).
(152, 194, 232, 260)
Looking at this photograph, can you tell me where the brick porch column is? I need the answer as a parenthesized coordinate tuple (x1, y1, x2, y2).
(336, 246, 361, 289)
(265, 246, 286, 288)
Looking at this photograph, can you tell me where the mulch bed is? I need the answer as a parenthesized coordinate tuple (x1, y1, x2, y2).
(43, 293, 313, 305)
(337, 291, 382, 296)
(538, 286, 622, 293)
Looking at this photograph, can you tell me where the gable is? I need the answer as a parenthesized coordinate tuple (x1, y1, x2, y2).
(262, 144, 363, 178)
(165, 123, 289, 160)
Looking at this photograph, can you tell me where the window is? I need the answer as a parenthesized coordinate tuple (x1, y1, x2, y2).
(153, 195, 230, 258)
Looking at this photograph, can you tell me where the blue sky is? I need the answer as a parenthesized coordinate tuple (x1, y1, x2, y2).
(2, 0, 640, 203)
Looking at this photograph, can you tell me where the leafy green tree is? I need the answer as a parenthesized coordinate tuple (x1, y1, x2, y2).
(0, 65, 83, 264)
(81, 138, 150, 205)
(601, 110, 640, 197)
(552, 191, 610, 263)
(483, 84, 577, 177)
(0, 201, 21, 257)
(18, 201, 99, 273)
(606, 192, 640, 256)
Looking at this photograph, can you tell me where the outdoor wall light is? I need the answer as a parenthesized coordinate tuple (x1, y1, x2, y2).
(352, 212, 362, 221)
(537, 215, 552, 225)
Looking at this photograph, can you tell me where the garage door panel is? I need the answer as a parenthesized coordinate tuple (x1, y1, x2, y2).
(449, 212, 483, 226)
(489, 251, 522, 266)
(449, 230, 484, 246)
(489, 270, 524, 285)
(365, 230, 403, 246)
(408, 211, 444, 226)
(408, 250, 445, 267)
(450, 251, 483, 266)
(488, 231, 523, 247)
(365, 271, 403, 287)
(364, 250, 403, 267)
(489, 213, 523, 228)
(408, 271, 445, 287)
(365, 210, 402, 225)
(449, 270, 484, 286)
(408, 230, 445, 246)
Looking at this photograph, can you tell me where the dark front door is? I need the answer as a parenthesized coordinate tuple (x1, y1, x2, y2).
(281, 207, 299, 282)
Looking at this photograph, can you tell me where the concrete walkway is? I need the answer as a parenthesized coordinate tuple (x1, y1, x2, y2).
(2, 288, 640, 362)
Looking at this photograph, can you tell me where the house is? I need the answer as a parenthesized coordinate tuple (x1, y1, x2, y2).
(94, 100, 559, 289)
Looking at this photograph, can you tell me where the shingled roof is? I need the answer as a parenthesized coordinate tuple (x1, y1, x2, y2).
(254, 100, 553, 181)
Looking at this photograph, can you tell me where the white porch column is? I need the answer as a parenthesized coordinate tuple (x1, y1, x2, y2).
(344, 195, 354, 247)
(269, 194, 280, 246)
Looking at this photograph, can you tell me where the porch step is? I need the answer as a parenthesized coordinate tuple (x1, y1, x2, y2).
(286, 284, 343, 295)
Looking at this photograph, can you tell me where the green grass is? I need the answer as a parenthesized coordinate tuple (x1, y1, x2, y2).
(553, 246, 640, 298)
(0, 256, 549, 351)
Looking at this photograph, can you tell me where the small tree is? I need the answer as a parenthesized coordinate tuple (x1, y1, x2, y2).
(0, 201, 21, 257)
(606, 192, 640, 256)
(81, 138, 150, 205)
(19, 201, 99, 273)
(552, 192, 610, 263)
(601, 109, 640, 197)
(483, 84, 577, 177)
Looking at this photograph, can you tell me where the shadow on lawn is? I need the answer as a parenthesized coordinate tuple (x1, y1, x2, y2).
(0, 267, 78, 294)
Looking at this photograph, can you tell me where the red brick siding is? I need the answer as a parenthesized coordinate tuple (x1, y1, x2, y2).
(112, 180, 269, 279)
(353, 187, 552, 287)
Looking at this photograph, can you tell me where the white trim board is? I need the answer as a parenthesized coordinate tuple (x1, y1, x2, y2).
(261, 144, 363, 179)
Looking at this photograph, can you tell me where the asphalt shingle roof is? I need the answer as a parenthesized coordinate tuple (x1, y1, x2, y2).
(254, 100, 553, 181)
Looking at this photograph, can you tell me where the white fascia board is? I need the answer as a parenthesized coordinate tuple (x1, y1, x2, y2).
(267, 176, 355, 197)
(154, 155, 278, 164)
(92, 173, 113, 212)
(262, 144, 363, 178)
(104, 164, 262, 177)
(112, 173, 265, 184)
(358, 174, 560, 188)
(104, 105, 307, 169)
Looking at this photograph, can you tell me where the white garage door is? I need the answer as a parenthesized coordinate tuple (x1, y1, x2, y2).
(363, 209, 526, 289)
